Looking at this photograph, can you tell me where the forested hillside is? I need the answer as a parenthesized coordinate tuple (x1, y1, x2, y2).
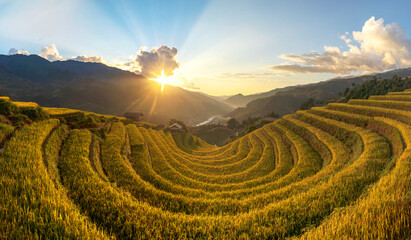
(226, 67, 411, 121)
(344, 75, 411, 100)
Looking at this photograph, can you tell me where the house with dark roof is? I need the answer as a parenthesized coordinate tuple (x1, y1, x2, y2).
(123, 112, 144, 121)
(261, 117, 277, 123)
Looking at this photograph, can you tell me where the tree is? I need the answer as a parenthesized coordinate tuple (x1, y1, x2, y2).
(247, 125, 257, 134)
(265, 112, 279, 118)
(343, 87, 350, 97)
(299, 98, 315, 110)
(227, 118, 240, 129)
(343, 75, 411, 101)
(241, 116, 261, 127)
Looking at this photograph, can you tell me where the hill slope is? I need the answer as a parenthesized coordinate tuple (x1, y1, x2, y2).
(226, 67, 411, 120)
(343, 74, 411, 100)
(224, 85, 296, 107)
(0, 54, 233, 124)
(0, 89, 409, 239)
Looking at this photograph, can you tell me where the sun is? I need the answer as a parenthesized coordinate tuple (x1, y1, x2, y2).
(149, 70, 182, 92)
(150, 70, 169, 92)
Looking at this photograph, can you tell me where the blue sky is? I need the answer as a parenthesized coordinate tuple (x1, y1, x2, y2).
(1, 0, 411, 95)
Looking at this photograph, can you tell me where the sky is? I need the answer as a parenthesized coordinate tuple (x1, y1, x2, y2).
(1, 0, 411, 95)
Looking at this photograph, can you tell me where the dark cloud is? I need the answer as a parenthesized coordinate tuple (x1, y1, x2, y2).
(134, 45, 179, 78)
(69, 54, 104, 63)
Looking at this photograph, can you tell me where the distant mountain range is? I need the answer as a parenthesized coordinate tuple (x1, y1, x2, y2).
(2, 54, 410, 125)
(223, 86, 297, 108)
(0, 54, 233, 124)
(225, 68, 411, 121)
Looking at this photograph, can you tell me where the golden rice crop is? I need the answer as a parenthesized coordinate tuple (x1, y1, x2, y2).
(2, 89, 410, 239)
(12, 101, 39, 109)
(369, 94, 411, 101)
(0, 120, 108, 239)
(348, 99, 411, 111)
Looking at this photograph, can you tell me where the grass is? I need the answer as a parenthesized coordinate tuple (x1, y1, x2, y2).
(12, 101, 39, 109)
(0, 120, 108, 239)
(369, 94, 411, 101)
(0, 97, 10, 102)
(43, 124, 70, 186)
(348, 99, 411, 111)
(299, 117, 410, 239)
(388, 91, 411, 95)
(0, 123, 14, 145)
(326, 103, 411, 125)
(1, 89, 410, 239)
(43, 107, 82, 116)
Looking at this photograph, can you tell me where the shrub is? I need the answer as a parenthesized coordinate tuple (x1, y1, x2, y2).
(8, 114, 32, 127)
(0, 100, 17, 115)
(19, 107, 49, 120)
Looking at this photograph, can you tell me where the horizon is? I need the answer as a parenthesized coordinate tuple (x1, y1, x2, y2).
(1, 0, 411, 95)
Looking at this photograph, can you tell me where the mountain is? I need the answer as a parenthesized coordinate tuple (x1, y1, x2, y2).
(196, 92, 234, 105)
(0, 54, 75, 83)
(0, 54, 233, 124)
(224, 86, 297, 107)
(224, 93, 245, 107)
(226, 67, 411, 121)
(225, 68, 411, 108)
(53, 60, 136, 80)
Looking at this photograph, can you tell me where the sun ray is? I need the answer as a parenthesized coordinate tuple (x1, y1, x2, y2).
(150, 70, 175, 92)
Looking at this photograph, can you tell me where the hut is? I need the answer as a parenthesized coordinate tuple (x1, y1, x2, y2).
(123, 112, 144, 121)
(261, 117, 277, 123)
(169, 122, 183, 132)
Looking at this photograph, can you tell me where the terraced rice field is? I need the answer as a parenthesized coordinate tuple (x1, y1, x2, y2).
(0, 90, 410, 239)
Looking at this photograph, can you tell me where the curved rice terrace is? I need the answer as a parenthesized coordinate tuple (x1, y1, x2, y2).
(0, 90, 410, 239)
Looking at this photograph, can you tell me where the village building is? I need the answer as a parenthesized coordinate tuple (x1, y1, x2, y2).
(261, 117, 277, 123)
(123, 112, 144, 121)
(169, 122, 183, 132)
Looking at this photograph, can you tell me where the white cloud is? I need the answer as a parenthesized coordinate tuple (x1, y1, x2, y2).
(218, 72, 290, 79)
(122, 45, 179, 78)
(39, 44, 64, 61)
(269, 17, 411, 74)
(36, 44, 104, 63)
(69, 54, 104, 63)
(179, 76, 199, 90)
(8, 48, 30, 55)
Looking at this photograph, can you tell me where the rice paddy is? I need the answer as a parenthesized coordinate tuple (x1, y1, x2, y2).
(0, 90, 410, 239)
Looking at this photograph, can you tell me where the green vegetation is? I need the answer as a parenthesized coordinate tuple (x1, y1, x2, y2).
(299, 97, 315, 110)
(0, 123, 14, 145)
(0, 89, 410, 239)
(190, 124, 235, 146)
(344, 75, 411, 100)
